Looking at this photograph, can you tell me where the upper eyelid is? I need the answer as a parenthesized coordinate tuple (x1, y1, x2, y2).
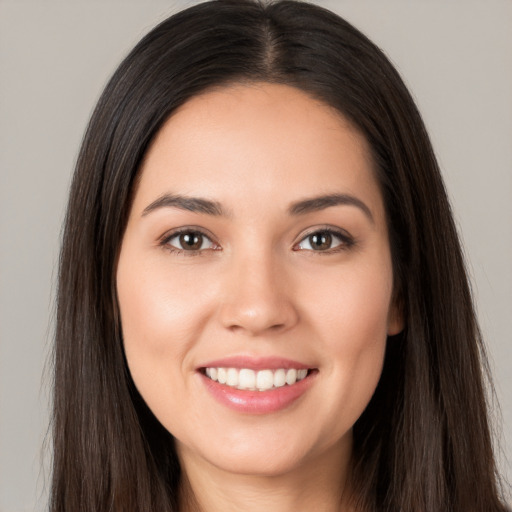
(160, 226, 217, 244)
(295, 225, 353, 242)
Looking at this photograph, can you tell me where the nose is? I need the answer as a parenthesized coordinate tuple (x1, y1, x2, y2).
(218, 252, 299, 336)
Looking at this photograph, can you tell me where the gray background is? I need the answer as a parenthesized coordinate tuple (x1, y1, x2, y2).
(1, 1, 511, 510)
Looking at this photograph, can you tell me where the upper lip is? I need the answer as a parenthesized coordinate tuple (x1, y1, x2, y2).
(198, 355, 314, 371)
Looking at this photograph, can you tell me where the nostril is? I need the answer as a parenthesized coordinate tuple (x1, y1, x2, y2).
(218, 288, 300, 335)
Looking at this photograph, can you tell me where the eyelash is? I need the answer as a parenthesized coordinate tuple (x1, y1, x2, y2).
(160, 228, 219, 256)
(293, 227, 355, 254)
(159, 227, 355, 256)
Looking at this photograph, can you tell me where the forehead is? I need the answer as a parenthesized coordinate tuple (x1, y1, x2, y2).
(134, 83, 383, 220)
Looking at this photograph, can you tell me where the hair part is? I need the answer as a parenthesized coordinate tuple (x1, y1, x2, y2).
(52, 1, 507, 511)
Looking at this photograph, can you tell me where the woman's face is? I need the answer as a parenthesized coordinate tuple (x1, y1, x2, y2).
(117, 83, 402, 478)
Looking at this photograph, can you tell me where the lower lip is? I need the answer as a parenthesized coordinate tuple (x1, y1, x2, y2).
(200, 371, 316, 414)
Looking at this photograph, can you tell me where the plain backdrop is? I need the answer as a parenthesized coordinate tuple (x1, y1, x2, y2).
(0, 1, 511, 510)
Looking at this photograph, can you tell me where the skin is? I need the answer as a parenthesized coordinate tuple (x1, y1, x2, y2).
(116, 83, 402, 512)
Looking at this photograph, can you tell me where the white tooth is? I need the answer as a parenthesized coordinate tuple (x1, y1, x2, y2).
(217, 367, 227, 384)
(226, 368, 238, 386)
(209, 367, 306, 389)
(256, 369, 274, 391)
(273, 369, 286, 388)
(285, 368, 298, 385)
(238, 369, 256, 389)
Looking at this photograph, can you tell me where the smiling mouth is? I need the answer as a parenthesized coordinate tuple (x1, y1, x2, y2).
(202, 367, 315, 392)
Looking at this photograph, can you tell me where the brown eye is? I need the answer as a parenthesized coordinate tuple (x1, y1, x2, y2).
(308, 232, 332, 251)
(295, 229, 352, 252)
(164, 230, 217, 252)
(179, 232, 204, 250)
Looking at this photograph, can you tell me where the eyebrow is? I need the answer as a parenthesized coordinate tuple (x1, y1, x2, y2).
(142, 194, 228, 217)
(288, 193, 374, 223)
(142, 192, 374, 223)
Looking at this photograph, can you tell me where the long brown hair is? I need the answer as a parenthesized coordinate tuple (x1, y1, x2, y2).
(51, 1, 507, 510)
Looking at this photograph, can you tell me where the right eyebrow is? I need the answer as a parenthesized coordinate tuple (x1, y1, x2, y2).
(141, 193, 229, 217)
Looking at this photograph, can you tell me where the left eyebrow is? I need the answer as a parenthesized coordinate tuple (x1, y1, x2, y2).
(288, 193, 374, 224)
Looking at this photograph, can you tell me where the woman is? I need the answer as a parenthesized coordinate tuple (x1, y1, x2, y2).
(51, 0, 508, 510)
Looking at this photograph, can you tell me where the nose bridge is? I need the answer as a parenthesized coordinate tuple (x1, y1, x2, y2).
(218, 242, 298, 335)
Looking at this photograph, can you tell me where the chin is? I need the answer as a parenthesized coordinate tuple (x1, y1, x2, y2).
(207, 445, 310, 478)
(176, 420, 351, 480)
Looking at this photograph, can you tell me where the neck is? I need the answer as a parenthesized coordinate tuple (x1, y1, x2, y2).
(178, 438, 355, 512)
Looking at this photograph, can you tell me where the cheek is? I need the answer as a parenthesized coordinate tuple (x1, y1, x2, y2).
(300, 259, 392, 425)
(116, 249, 215, 396)
(303, 256, 393, 346)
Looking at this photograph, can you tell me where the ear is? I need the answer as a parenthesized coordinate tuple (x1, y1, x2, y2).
(387, 294, 404, 336)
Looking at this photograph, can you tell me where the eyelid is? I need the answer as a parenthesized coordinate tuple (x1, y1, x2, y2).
(157, 224, 355, 255)
(159, 226, 220, 254)
(293, 225, 355, 252)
